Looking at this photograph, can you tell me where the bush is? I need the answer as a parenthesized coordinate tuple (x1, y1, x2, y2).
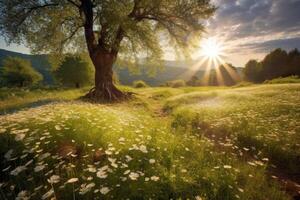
(133, 80, 148, 88)
(53, 55, 94, 88)
(264, 76, 300, 84)
(166, 80, 186, 88)
(0, 57, 43, 87)
(233, 81, 254, 87)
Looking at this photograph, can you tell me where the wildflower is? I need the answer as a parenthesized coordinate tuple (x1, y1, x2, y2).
(25, 159, 33, 167)
(129, 172, 139, 180)
(223, 165, 232, 169)
(149, 159, 156, 164)
(195, 196, 203, 200)
(79, 183, 95, 195)
(124, 170, 130, 175)
(181, 169, 187, 173)
(42, 189, 54, 200)
(100, 187, 110, 195)
(10, 165, 27, 176)
(97, 166, 109, 179)
(66, 178, 79, 183)
(39, 152, 51, 161)
(125, 155, 132, 162)
(150, 176, 160, 181)
(15, 133, 26, 141)
(87, 167, 97, 173)
(48, 175, 60, 184)
(34, 165, 45, 172)
(55, 125, 61, 130)
(16, 190, 29, 200)
(139, 145, 148, 153)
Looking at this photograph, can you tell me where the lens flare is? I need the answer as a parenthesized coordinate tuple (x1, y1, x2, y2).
(200, 37, 223, 59)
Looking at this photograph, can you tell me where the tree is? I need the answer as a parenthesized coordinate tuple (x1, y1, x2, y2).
(1, 57, 43, 87)
(0, 0, 215, 101)
(187, 75, 200, 86)
(54, 55, 94, 88)
(287, 49, 300, 76)
(243, 60, 262, 83)
(261, 48, 288, 80)
(217, 63, 240, 86)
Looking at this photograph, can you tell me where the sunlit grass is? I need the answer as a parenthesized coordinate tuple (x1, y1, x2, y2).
(165, 84, 300, 175)
(0, 84, 298, 199)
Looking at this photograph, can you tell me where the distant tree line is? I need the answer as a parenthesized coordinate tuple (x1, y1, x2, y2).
(244, 48, 300, 83)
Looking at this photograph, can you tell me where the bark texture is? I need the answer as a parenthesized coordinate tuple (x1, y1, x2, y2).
(80, 0, 128, 102)
(83, 50, 128, 102)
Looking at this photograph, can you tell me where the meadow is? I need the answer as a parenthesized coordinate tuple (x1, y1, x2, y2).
(0, 83, 299, 200)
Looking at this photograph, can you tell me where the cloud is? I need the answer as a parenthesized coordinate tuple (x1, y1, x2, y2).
(203, 0, 300, 66)
(208, 0, 300, 40)
(238, 37, 300, 53)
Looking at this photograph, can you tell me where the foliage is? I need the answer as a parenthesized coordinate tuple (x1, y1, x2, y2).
(264, 75, 300, 84)
(165, 79, 186, 88)
(244, 48, 300, 83)
(133, 80, 148, 88)
(53, 55, 94, 88)
(0, 57, 42, 87)
(0, 0, 216, 63)
(243, 60, 262, 83)
(233, 81, 254, 87)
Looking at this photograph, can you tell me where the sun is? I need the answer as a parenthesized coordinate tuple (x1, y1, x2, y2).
(200, 37, 223, 59)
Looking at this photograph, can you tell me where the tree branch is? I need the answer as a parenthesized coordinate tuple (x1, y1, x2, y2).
(80, 0, 97, 54)
(17, 3, 59, 27)
(67, 0, 80, 8)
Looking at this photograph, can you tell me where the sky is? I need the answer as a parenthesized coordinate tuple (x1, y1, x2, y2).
(206, 0, 300, 66)
(1, 0, 300, 67)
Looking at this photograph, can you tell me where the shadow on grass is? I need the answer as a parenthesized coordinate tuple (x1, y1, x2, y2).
(0, 99, 62, 115)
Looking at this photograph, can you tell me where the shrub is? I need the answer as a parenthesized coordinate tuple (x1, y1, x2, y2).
(234, 81, 254, 87)
(166, 80, 186, 88)
(264, 75, 300, 84)
(0, 57, 43, 87)
(53, 55, 94, 88)
(133, 80, 149, 88)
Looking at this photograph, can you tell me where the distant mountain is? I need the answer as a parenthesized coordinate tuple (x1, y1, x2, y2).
(0, 49, 242, 86)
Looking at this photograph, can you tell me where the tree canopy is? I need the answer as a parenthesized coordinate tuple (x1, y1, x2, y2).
(53, 55, 94, 88)
(0, 57, 43, 87)
(0, 0, 216, 101)
(0, 0, 216, 61)
(243, 48, 300, 83)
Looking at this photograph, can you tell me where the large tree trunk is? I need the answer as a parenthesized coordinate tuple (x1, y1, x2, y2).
(84, 50, 127, 102)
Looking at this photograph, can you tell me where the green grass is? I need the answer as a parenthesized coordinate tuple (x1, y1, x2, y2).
(264, 76, 300, 84)
(165, 84, 300, 175)
(0, 87, 89, 114)
(0, 84, 299, 199)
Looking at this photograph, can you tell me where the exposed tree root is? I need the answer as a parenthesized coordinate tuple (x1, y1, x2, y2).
(82, 85, 134, 103)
